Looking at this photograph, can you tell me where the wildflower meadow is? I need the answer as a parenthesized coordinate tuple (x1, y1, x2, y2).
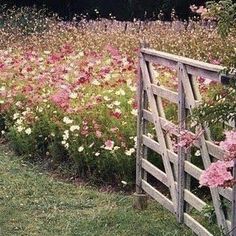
(0, 6, 236, 188)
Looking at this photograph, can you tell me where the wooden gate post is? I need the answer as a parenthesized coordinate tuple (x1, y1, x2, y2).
(177, 63, 186, 223)
(232, 155, 236, 236)
(134, 44, 148, 210)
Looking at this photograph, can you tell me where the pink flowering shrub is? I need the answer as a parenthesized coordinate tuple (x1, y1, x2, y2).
(200, 131, 236, 188)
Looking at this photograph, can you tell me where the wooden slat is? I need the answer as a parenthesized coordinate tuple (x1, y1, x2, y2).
(143, 108, 228, 161)
(141, 180, 175, 214)
(141, 48, 223, 82)
(142, 158, 207, 213)
(184, 161, 202, 180)
(140, 56, 177, 209)
(219, 188, 232, 201)
(142, 135, 205, 181)
(142, 159, 167, 184)
(151, 84, 178, 104)
(184, 190, 207, 212)
(184, 214, 213, 236)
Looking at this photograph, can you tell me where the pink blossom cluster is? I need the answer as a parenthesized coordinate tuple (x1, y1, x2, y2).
(199, 160, 234, 187)
(220, 131, 236, 159)
(176, 129, 204, 152)
(200, 131, 236, 188)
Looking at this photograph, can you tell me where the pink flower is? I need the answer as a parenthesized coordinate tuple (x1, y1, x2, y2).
(220, 131, 236, 155)
(51, 89, 70, 109)
(199, 160, 233, 187)
(96, 130, 102, 138)
(104, 140, 114, 150)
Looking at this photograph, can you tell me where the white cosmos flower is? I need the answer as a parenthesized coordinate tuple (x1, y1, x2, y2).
(25, 128, 32, 135)
(92, 79, 100, 86)
(17, 126, 24, 132)
(131, 109, 137, 116)
(70, 125, 80, 132)
(78, 146, 84, 152)
(113, 101, 120, 106)
(195, 150, 201, 156)
(63, 117, 73, 124)
(13, 113, 20, 120)
(69, 93, 77, 99)
(104, 96, 111, 101)
(125, 148, 135, 156)
(115, 89, 125, 96)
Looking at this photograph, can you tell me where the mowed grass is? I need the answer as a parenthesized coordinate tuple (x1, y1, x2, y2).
(0, 145, 193, 236)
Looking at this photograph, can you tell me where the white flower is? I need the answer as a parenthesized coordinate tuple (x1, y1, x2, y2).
(63, 130, 69, 140)
(16, 118, 23, 125)
(65, 143, 69, 149)
(25, 128, 32, 135)
(129, 86, 136, 92)
(63, 117, 73, 124)
(113, 101, 120, 106)
(114, 108, 122, 113)
(113, 146, 120, 151)
(70, 125, 80, 132)
(104, 96, 111, 101)
(17, 126, 24, 132)
(128, 99, 134, 105)
(91, 79, 100, 86)
(13, 113, 20, 120)
(0, 86, 5, 91)
(115, 89, 125, 96)
(78, 146, 84, 152)
(121, 180, 127, 185)
(125, 148, 135, 156)
(95, 152, 100, 156)
(69, 93, 77, 99)
(147, 133, 154, 139)
(195, 150, 201, 156)
(131, 109, 137, 116)
(106, 104, 114, 109)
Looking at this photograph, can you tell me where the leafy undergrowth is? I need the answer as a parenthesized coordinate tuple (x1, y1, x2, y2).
(0, 145, 193, 236)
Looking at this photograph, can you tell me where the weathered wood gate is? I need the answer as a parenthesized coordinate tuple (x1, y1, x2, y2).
(136, 46, 236, 235)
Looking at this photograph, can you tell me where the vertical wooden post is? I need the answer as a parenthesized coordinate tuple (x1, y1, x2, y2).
(135, 52, 144, 195)
(134, 44, 148, 210)
(232, 117, 236, 236)
(177, 63, 186, 223)
(232, 154, 236, 236)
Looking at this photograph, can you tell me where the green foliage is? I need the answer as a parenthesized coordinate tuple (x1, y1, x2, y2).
(207, 0, 236, 37)
(192, 79, 236, 127)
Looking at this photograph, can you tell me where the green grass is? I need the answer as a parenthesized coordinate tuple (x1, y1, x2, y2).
(0, 145, 194, 236)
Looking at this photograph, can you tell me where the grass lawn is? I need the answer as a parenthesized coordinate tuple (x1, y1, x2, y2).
(0, 145, 194, 236)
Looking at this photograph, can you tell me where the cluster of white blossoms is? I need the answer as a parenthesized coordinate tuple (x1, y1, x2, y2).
(13, 108, 32, 135)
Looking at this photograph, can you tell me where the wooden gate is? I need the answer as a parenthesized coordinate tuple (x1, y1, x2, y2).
(136, 45, 236, 235)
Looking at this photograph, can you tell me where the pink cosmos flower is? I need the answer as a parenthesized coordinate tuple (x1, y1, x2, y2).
(51, 89, 70, 109)
(104, 140, 114, 150)
(96, 130, 102, 138)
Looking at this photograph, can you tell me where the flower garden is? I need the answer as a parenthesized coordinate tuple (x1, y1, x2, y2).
(0, 6, 236, 190)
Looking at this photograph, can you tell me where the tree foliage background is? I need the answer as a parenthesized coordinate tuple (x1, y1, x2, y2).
(1, 0, 210, 20)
